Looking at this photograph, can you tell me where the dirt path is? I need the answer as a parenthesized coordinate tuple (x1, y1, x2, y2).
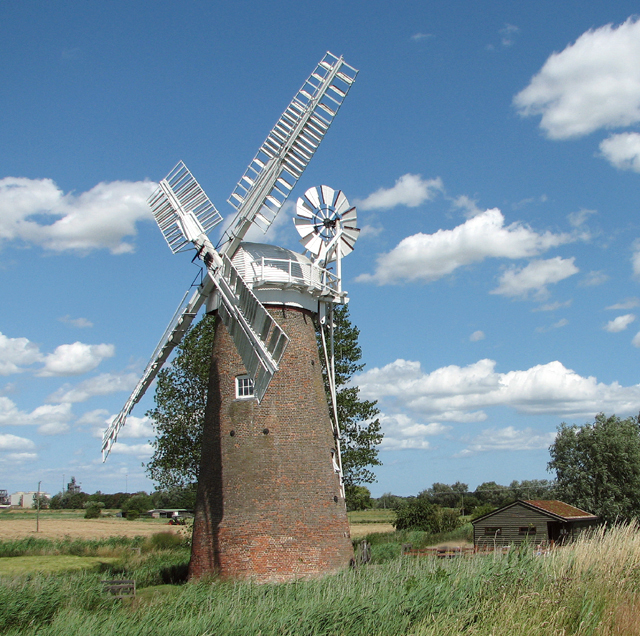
(0, 517, 178, 540)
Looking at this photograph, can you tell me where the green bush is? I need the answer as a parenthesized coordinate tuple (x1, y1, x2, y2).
(125, 510, 139, 521)
(83, 505, 101, 519)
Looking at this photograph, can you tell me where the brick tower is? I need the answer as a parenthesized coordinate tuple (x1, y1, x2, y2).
(189, 245, 353, 582)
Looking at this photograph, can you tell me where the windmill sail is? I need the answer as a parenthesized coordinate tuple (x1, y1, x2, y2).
(102, 285, 208, 460)
(220, 52, 358, 258)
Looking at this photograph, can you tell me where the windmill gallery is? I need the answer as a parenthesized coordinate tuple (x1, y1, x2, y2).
(101, 53, 360, 582)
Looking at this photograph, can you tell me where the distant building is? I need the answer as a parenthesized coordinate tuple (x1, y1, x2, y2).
(472, 499, 599, 549)
(147, 509, 194, 519)
(10, 491, 50, 509)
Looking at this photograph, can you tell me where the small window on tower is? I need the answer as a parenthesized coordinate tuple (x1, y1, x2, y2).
(235, 375, 254, 399)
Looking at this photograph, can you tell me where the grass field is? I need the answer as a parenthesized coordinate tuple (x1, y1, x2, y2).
(0, 509, 178, 540)
(0, 523, 639, 634)
(0, 555, 119, 576)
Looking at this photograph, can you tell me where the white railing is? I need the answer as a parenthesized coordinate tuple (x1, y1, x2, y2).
(249, 257, 339, 295)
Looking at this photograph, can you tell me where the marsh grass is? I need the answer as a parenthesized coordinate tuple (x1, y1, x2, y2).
(0, 535, 146, 558)
(2, 524, 640, 635)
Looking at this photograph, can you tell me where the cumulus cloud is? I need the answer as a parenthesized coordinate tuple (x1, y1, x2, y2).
(458, 426, 556, 456)
(49, 371, 139, 403)
(470, 330, 485, 342)
(356, 357, 640, 422)
(514, 17, 640, 140)
(357, 209, 572, 285)
(632, 243, 640, 278)
(357, 174, 443, 211)
(599, 132, 640, 172)
(95, 415, 153, 440)
(491, 257, 578, 299)
(604, 314, 636, 332)
(109, 442, 153, 457)
(0, 397, 73, 430)
(632, 332, 640, 347)
(37, 342, 115, 377)
(0, 332, 42, 375)
(378, 413, 450, 450)
(0, 177, 156, 254)
(0, 433, 35, 451)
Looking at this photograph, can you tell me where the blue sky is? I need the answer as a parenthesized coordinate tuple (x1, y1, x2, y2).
(3, 1, 640, 497)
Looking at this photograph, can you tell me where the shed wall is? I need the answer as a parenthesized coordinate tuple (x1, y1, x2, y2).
(473, 503, 551, 548)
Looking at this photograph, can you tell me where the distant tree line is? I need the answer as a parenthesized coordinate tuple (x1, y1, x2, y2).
(349, 479, 557, 514)
(48, 484, 197, 513)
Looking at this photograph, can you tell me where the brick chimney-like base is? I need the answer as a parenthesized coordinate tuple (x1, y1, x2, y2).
(189, 306, 353, 582)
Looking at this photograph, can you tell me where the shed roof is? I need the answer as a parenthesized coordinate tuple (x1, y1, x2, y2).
(472, 499, 598, 524)
(523, 500, 597, 520)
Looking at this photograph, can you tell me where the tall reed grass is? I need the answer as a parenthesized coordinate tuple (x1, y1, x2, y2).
(2, 524, 639, 635)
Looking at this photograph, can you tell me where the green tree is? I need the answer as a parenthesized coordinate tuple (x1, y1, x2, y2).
(345, 485, 373, 511)
(393, 499, 460, 532)
(548, 413, 640, 524)
(145, 315, 216, 489)
(320, 304, 383, 487)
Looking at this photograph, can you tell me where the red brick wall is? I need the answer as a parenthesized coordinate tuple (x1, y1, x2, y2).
(189, 306, 353, 582)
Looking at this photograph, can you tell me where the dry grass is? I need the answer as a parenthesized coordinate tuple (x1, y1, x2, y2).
(350, 522, 396, 537)
(0, 516, 177, 540)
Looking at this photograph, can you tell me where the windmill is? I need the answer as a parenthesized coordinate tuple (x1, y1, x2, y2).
(102, 52, 359, 582)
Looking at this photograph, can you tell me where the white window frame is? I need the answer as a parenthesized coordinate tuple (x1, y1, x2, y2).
(235, 374, 255, 399)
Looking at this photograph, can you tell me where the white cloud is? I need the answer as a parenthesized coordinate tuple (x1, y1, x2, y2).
(357, 174, 443, 211)
(0, 177, 156, 254)
(95, 415, 153, 440)
(37, 342, 115, 377)
(607, 298, 640, 310)
(500, 24, 519, 47)
(534, 300, 573, 312)
(359, 225, 384, 238)
(599, 132, 640, 172)
(109, 442, 153, 457)
(2, 452, 38, 463)
(0, 332, 42, 375)
(356, 357, 640, 422)
(470, 330, 485, 342)
(580, 271, 608, 287)
(37, 421, 70, 435)
(357, 209, 572, 285)
(0, 433, 35, 451)
(59, 315, 93, 328)
(77, 409, 110, 426)
(491, 257, 578, 299)
(604, 314, 636, 332)
(514, 17, 640, 139)
(536, 318, 569, 333)
(411, 33, 433, 41)
(459, 427, 556, 456)
(568, 209, 596, 227)
(632, 332, 640, 347)
(0, 397, 73, 429)
(451, 195, 483, 218)
(49, 371, 139, 403)
(631, 241, 640, 278)
(378, 413, 450, 450)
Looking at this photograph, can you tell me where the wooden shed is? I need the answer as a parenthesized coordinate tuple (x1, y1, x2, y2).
(472, 500, 598, 550)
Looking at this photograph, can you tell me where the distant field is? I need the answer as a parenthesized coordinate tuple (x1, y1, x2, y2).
(0, 508, 396, 541)
(347, 508, 395, 524)
(0, 510, 176, 540)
